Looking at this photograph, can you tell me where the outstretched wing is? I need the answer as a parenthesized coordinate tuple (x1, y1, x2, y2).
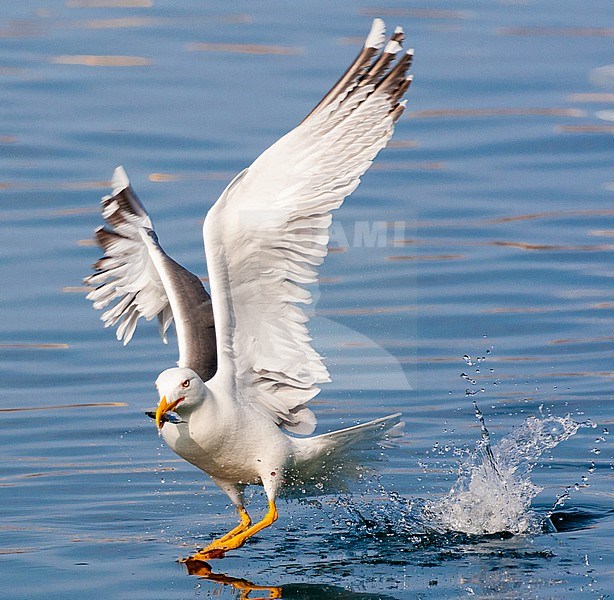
(203, 19, 412, 434)
(84, 167, 217, 382)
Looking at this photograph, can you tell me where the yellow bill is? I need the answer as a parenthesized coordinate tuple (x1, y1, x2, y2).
(155, 395, 184, 430)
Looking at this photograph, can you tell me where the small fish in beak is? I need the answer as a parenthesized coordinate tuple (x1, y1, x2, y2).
(150, 395, 186, 431)
(145, 410, 184, 424)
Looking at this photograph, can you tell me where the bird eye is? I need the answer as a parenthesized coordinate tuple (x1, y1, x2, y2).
(181, 379, 190, 389)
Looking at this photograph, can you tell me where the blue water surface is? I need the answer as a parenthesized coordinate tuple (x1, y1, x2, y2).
(1, 1, 612, 598)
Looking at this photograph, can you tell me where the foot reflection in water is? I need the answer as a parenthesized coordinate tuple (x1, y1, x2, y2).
(183, 559, 399, 599)
(183, 558, 282, 598)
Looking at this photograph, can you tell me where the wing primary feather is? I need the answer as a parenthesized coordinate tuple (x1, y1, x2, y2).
(376, 49, 414, 99)
(360, 39, 403, 86)
(301, 19, 386, 124)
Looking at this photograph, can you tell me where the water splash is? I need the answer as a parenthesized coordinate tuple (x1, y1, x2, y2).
(425, 402, 581, 535)
(332, 405, 584, 540)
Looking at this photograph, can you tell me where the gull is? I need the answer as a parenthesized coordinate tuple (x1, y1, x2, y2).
(85, 19, 412, 561)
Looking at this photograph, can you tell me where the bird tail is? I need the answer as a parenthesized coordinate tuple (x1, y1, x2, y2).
(283, 413, 404, 497)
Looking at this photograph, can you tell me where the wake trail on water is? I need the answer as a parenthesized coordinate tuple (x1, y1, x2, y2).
(329, 404, 587, 541)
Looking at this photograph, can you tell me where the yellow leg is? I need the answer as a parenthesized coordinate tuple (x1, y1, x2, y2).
(189, 500, 278, 560)
(214, 506, 252, 545)
(222, 500, 278, 550)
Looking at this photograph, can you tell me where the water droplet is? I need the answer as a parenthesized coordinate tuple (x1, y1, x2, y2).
(463, 354, 474, 366)
(590, 448, 601, 455)
(461, 373, 477, 385)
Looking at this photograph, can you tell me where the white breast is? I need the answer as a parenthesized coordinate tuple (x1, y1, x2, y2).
(160, 394, 293, 486)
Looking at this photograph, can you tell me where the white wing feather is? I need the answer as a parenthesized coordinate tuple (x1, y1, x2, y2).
(85, 168, 218, 384)
(204, 19, 413, 434)
(84, 167, 173, 345)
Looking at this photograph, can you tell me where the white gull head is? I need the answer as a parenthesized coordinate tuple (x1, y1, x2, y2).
(154, 367, 206, 430)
